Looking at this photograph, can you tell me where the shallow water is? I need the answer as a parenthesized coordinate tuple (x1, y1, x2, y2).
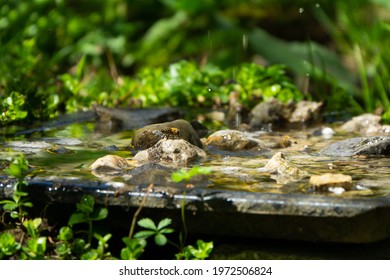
(1, 121, 389, 197)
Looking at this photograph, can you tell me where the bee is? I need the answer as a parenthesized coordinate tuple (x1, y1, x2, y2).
(160, 127, 181, 139)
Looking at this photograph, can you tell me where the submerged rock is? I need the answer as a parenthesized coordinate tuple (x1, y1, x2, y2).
(309, 173, 353, 191)
(131, 119, 203, 149)
(205, 130, 265, 151)
(127, 163, 174, 185)
(321, 136, 390, 157)
(133, 139, 207, 167)
(257, 152, 309, 184)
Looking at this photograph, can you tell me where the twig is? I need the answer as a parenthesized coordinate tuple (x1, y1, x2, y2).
(128, 184, 154, 239)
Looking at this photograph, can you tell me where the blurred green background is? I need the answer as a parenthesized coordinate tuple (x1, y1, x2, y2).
(1, 0, 390, 125)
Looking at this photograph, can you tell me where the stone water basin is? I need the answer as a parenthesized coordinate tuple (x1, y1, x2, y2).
(1, 116, 390, 244)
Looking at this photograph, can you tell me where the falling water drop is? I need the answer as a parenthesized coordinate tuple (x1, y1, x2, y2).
(242, 34, 248, 50)
(299, 7, 304, 13)
(315, 3, 321, 8)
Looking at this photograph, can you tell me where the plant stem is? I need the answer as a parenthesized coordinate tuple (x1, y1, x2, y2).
(180, 187, 188, 250)
(128, 184, 154, 239)
(88, 221, 92, 244)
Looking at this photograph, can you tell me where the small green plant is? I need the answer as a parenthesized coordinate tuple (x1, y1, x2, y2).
(176, 239, 214, 260)
(0, 154, 32, 222)
(171, 166, 212, 183)
(170, 166, 214, 259)
(133, 218, 175, 246)
(0, 232, 21, 259)
(120, 237, 147, 260)
(0, 91, 28, 125)
(68, 194, 108, 243)
(20, 218, 47, 260)
(80, 233, 113, 260)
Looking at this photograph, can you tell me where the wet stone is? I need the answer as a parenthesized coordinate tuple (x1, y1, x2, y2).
(133, 139, 207, 167)
(47, 145, 74, 154)
(127, 163, 174, 185)
(340, 113, 382, 136)
(249, 99, 322, 128)
(131, 119, 203, 149)
(321, 136, 390, 157)
(256, 152, 309, 184)
(90, 155, 130, 172)
(205, 130, 264, 151)
(309, 173, 353, 191)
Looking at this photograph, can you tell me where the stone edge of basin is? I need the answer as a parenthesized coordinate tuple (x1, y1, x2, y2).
(0, 177, 387, 219)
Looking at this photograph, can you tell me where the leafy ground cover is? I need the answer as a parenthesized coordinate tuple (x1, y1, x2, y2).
(1, 0, 389, 125)
(0, 155, 213, 259)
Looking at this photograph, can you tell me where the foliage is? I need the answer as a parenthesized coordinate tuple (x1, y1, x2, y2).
(0, 91, 28, 124)
(0, 163, 213, 260)
(68, 194, 108, 243)
(315, 0, 390, 120)
(0, 232, 21, 259)
(171, 166, 212, 183)
(176, 239, 214, 260)
(2, 0, 388, 125)
(133, 218, 175, 246)
(0, 154, 32, 221)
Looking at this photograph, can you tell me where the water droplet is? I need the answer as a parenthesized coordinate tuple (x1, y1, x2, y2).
(208, 88, 212, 92)
(306, 73, 310, 77)
(242, 34, 248, 50)
(315, 3, 320, 8)
(299, 7, 304, 13)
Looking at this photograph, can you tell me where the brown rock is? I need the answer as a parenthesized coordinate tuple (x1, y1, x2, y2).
(131, 119, 203, 149)
(309, 173, 353, 190)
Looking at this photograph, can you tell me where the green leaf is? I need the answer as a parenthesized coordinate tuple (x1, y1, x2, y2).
(81, 250, 98, 260)
(90, 207, 108, 221)
(157, 218, 172, 230)
(154, 233, 168, 246)
(68, 212, 88, 226)
(120, 238, 147, 260)
(58, 226, 73, 241)
(71, 238, 87, 256)
(0, 232, 20, 256)
(133, 230, 156, 239)
(159, 228, 174, 234)
(10, 212, 19, 219)
(76, 195, 95, 214)
(2, 202, 18, 211)
(0, 200, 15, 205)
(22, 202, 33, 208)
(137, 218, 157, 230)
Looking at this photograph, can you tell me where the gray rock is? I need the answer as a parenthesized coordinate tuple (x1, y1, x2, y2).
(249, 98, 287, 127)
(340, 114, 382, 136)
(133, 139, 207, 167)
(321, 136, 390, 157)
(249, 98, 322, 128)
